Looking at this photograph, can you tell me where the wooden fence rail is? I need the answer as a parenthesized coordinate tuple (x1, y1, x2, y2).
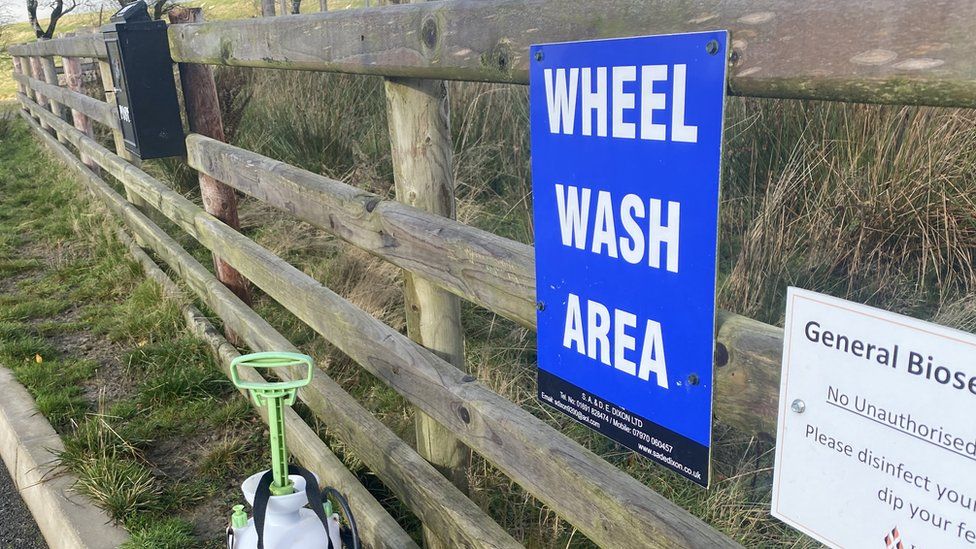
(18, 92, 739, 547)
(14, 0, 955, 544)
(165, 0, 976, 108)
(184, 135, 783, 435)
(18, 94, 517, 549)
(8, 34, 106, 58)
(12, 72, 117, 129)
(18, 109, 419, 548)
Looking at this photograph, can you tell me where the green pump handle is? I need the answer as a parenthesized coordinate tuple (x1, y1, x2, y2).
(230, 352, 314, 496)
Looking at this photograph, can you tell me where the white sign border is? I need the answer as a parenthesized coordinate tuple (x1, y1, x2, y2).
(771, 286, 976, 548)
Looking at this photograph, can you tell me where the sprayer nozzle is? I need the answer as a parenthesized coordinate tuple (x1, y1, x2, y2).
(231, 504, 248, 529)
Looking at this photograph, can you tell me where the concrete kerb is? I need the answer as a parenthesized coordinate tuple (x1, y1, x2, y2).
(0, 366, 129, 549)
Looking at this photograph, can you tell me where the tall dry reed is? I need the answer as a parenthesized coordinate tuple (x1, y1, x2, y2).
(180, 68, 976, 547)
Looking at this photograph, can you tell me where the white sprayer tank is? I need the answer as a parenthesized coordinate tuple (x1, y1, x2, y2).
(230, 471, 331, 549)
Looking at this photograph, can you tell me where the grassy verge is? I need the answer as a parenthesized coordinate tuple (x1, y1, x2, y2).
(0, 112, 267, 547)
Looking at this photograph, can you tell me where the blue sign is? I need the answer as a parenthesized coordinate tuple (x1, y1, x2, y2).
(530, 31, 728, 486)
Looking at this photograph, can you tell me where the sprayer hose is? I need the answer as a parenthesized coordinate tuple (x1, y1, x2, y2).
(323, 486, 360, 549)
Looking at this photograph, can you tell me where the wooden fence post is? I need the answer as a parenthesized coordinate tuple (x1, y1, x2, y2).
(94, 56, 156, 204)
(169, 7, 253, 314)
(383, 7, 468, 546)
(29, 57, 51, 130)
(96, 61, 137, 166)
(24, 56, 39, 104)
(63, 56, 98, 172)
(278, 0, 288, 15)
(318, 0, 327, 11)
(12, 57, 27, 103)
(95, 57, 161, 221)
(39, 55, 69, 144)
(261, 0, 276, 16)
(93, 51, 173, 229)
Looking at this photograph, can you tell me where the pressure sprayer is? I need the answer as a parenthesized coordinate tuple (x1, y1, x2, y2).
(227, 352, 359, 549)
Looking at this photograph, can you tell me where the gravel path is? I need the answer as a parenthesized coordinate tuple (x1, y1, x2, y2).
(0, 460, 47, 549)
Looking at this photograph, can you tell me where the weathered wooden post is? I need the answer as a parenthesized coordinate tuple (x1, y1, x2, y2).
(169, 7, 253, 314)
(96, 60, 136, 166)
(20, 56, 43, 123)
(382, 3, 469, 547)
(11, 57, 28, 103)
(29, 56, 51, 130)
(96, 56, 154, 217)
(39, 55, 69, 144)
(261, 0, 276, 16)
(279, 0, 288, 15)
(63, 55, 99, 172)
(318, 0, 327, 11)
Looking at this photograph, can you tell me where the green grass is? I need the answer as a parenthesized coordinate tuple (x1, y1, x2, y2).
(0, 117, 267, 545)
(121, 517, 197, 548)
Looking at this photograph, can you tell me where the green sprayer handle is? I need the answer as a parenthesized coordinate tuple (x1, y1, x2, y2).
(230, 351, 313, 391)
(230, 351, 314, 496)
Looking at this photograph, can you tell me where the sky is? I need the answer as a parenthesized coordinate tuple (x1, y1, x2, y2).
(0, 0, 24, 22)
(0, 0, 105, 23)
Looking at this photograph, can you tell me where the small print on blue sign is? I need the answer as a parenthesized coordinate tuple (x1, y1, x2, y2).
(530, 31, 728, 487)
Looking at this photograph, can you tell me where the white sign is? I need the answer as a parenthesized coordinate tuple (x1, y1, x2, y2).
(773, 288, 976, 549)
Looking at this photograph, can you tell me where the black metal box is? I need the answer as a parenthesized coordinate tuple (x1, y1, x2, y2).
(102, 1, 184, 160)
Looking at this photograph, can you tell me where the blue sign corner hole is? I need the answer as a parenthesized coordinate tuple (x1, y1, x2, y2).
(529, 31, 728, 487)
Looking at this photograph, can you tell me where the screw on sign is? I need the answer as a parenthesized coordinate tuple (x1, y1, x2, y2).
(790, 399, 805, 414)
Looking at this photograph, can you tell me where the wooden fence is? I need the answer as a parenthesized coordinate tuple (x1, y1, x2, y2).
(7, 0, 965, 546)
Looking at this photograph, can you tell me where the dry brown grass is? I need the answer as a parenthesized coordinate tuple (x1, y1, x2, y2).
(719, 100, 976, 325)
(143, 67, 976, 547)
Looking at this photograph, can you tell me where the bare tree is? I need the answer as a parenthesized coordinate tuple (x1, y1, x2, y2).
(27, 0, 78, 39)
(115, 0, 175, 20)
(149, 0, 175, 20)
